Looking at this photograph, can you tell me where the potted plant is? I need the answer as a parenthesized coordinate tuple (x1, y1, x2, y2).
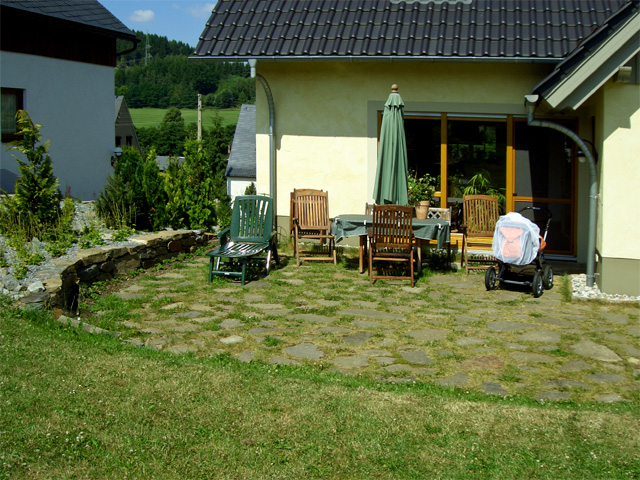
(408, 171, 436, 219)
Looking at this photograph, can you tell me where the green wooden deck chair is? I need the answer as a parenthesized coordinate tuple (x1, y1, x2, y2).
(206, 195, 279, 285)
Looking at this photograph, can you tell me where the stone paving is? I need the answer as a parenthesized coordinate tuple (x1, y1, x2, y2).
(91, 255, 639, 404)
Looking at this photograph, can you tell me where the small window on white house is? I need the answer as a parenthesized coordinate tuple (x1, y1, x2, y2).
(1, 88, 24, 143)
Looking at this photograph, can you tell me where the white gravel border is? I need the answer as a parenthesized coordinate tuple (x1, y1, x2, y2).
(571, 274, 640, 302)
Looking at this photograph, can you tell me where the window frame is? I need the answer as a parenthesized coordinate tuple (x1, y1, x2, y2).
(1, 87, 25, 143)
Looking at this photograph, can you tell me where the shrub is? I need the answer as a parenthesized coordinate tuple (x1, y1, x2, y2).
(1, 110, 62, 237)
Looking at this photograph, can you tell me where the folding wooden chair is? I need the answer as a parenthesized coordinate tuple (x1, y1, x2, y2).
(291, 189, 337, 266)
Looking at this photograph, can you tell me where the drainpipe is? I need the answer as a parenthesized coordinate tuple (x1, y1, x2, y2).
(248, 59, 276, 228)
(524, 94, 598, 287)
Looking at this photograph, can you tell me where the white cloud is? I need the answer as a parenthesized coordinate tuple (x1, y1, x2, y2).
(186, 3, 215, 19)
(129, 9, 155, 23)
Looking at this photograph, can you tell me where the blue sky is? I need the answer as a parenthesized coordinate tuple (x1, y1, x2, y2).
(100, 0, 216, 47)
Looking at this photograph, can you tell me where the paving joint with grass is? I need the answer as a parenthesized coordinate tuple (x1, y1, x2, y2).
(48, 250, 640, 405)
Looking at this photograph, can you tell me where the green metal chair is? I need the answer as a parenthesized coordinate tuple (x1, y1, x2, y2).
(206, 195, 279, 285)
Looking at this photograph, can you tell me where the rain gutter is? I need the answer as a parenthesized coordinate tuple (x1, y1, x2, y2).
(248, 59, 276, 228)
(190, 55, 561, 64)
(524, 94, 598, 287)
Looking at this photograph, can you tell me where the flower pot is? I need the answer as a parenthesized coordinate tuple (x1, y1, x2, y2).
(415, 200, 430, 219)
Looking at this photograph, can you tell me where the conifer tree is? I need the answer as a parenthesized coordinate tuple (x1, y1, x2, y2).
(6, 110, 62, 227)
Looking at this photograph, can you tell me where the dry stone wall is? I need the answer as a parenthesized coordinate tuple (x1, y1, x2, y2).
(18, 230, 210, 312)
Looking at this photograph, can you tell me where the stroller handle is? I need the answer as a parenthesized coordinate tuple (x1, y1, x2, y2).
(517, 206, 552, 241)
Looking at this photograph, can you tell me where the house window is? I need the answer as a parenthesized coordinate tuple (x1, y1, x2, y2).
(126, 136, 133, 147)
(115, 136, 122, 147)
(1, 88, 24, 142)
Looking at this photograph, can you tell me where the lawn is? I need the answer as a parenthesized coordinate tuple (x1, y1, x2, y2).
(129, 107, 241, 129)
(1, 289, 638, 479)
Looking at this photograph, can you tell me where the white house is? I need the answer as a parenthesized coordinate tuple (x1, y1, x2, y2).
(0, 0, 138, 199)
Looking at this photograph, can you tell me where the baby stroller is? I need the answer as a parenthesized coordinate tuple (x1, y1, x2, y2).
(485, 207, 553, 298)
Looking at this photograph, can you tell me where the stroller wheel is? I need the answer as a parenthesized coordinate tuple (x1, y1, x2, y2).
(485, 266, 497, 291)
(542, 264, 554, 290)
(532, 270, 544, 298)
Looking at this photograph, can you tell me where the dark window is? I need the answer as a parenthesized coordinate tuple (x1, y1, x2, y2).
(1, 88, 24, 142)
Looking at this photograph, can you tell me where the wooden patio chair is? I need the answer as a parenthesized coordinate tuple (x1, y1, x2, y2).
(292, 188, 337, 266)
(206, 195, 279, 285)
(461, 194, 500, 275)
(368, 205, 415, 287)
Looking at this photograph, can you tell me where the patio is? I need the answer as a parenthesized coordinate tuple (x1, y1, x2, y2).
(82, 251, 640, 404)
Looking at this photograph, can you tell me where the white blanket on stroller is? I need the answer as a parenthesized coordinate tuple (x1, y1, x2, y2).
(492, 212, 540, 266)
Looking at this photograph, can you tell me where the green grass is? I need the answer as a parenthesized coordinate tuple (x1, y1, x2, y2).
(1, 298, 639, 479)
(129, 107, 241, 129)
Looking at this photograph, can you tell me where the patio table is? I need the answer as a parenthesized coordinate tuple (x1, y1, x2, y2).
(332, 214, 450, 273)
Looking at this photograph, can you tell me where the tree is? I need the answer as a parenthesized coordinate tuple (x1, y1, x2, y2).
(156, 107, 186, 156)
(4, 110, 62, 228)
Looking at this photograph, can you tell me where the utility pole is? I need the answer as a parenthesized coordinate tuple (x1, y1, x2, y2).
(197, 94, 202, 141)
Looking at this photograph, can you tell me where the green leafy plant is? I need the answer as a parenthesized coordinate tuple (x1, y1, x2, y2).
(463, 169, 505, 210)
(408, 171, 436, 205)
(78, 225, 105, 249)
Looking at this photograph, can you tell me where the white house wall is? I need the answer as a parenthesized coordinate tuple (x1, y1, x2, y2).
(1, 52, 114, 200)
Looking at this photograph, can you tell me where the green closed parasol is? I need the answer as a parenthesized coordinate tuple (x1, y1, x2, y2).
(373, 84, 409, 206)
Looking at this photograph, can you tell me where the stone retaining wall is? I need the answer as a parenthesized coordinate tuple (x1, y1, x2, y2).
(21, 230, 210, 312)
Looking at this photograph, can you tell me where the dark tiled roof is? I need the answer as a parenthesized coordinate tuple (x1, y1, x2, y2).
(226, 104, 256, 178)
(534, 0, 639, 96)
(1, 0, 135, 38)
(194, 0, 631, 61)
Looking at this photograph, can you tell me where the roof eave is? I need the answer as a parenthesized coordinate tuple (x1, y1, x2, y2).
(534, 6, 640, 112)
(189, 54, 561, 64)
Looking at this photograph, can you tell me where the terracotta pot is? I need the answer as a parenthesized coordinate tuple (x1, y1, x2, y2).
(415, 200, 430, 219)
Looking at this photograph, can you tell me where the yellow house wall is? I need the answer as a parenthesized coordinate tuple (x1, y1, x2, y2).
(598, 80, 640, 261)
(253, 61, 552, 221)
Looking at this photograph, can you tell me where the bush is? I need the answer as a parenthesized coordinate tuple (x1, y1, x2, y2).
(1, 110, 62, 237)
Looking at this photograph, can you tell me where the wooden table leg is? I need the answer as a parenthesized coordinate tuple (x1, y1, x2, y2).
(359, 235, 366, 273)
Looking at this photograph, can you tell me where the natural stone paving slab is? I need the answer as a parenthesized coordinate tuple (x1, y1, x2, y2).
(114, 292, 146, 300)
(352, 320, 384, 329)
(482, 382, 509, 396)
(352, 300, 379, 308)
(219, 319, 245, 328)
(336, 308, 405, 321)
(487, 321, 537, 332)
(375, 357, 396, 365)
(157, 272, 186, 279)
(167, 344, 196, 354)
(140, 326, 164, 335)
(220, 335, 244, 345)
(536, 391, 571, 401)
(172, 311, 204, 319)
(456, 337, 486, 346)
(601, 313, 630, 325)
(318, 326, 353, 334)
(161, 302, 185, 310)
(247, 327, 294, 336)
(406, 328, 448, 342)
(542, 379, 591, 389)
(383, 364, 434, 375)
(585, 373, 627, 383)
(332, 355, 369, 368)
(460, 356, 504, 370)
(503, 342, 527, 350)
(170, 324, 201, 333)
(571, 340, 623, 362)
(235, 350, 255, 363)
(341, 332, 374, 346)
(510, 352, 556, 363)
(284, 343, 324, 360)
(626, 325, 640, 337)
(292, 313, 337, 324)
(436, 372, 470, 387)
(529, 317, 581, 328)
(617, 344, 640, 356)
(594, 394, 625, 403)
(190, 303, 215, 313)
(316, 300, 341, 307)
(517, 330, 561, 343)
(400, 351, 433, 365)
(558, 360, 594, 372)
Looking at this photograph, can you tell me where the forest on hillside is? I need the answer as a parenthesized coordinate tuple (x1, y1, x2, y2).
(115, 31, 255, 109)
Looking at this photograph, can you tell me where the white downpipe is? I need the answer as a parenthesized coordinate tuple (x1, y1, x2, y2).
(249, 59, 276, 228)
(524, 94, 598, 287)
